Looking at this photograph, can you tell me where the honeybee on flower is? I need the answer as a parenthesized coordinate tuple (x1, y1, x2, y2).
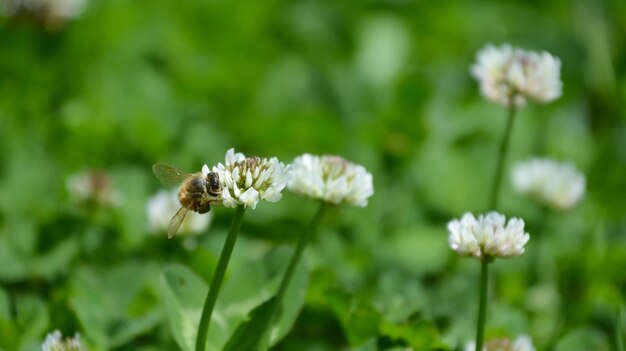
(147, 189, 212, 236)
(152, 163, 222, 237)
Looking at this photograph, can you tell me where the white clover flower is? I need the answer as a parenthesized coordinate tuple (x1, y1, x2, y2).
(447, 212, 529, 259)
(66, 170, 123, 207)
(471, 44, 562, 107)
(42, 330, 84, 351)
(511, 157, 585, 210)
(287, 154, 374, 207)
(465, 335, 535, 351)
(2, 0, 86, 20)
(147, 189, 211, 235)
(206, 148, 289, 210)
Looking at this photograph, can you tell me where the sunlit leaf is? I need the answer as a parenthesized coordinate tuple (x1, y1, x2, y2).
(71, 263, 161, 349)
(555, 327, 610, 351)
(223, 252, 308, 351)
(162, 248, 309, 351)
(15, 295, 48, 345)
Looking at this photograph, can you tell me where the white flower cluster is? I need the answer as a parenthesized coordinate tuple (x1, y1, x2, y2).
(2, 0, 87, 20)
(447, 212, 529, 259)
(207, 148, 289, 209)
(66, 170, 123, 207)
(465, 335, 535, 351)
(511, 157, 585, 210)
(147, 189, 211, 235)
(287, 154, 374, 207)
(471, 44, 562, 107)
(42, 330, 83, 351)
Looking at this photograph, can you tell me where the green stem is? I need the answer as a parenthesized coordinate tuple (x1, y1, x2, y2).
(529, 205, 549, 285)
(475, 259, 490, 351)
(257, 202, 329, 349)
(489, 104, 517, 211)
(196, 205, 246, 351)
(275, 202, 328, 304)
(617, 304, 624, 351)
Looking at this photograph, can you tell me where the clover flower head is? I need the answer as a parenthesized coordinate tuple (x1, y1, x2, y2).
(206, 148, 288, 209)
(287, 154, 374, 207)
(465, 335, 535, 351)
(146, 189, 211, 235)
(66, 170, 123, 207)
(471, 44, 562, 107)
(511, 157, 585, 210)
(42, 330, 84, 351)
(2, 0, 87, 21)
(447, 212, 529, 259)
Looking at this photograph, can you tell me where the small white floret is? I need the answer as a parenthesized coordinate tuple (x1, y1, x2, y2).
(511, 157, 585, 210)
(471, 44, 562, 107)
(447, 212, 529, 259)
(42, 330, 84, 351)
(465, 335, 536, 351)
(287, 154, 374, 207)
(146, 189, 211, 235)
(208, 148, 289, 209)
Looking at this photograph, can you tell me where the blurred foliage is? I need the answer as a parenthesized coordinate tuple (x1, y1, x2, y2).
(1, 0, 625, 350)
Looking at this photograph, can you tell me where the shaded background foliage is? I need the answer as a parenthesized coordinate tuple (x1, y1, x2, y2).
(0, 0, 625, 350)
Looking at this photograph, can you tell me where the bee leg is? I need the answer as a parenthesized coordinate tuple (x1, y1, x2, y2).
(197, 203, 211, 214)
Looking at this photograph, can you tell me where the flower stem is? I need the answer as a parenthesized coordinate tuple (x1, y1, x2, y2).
(257, 202, 329, 349)
(489, 104, 517, 210)
(529, 205, 549, 284)
(475, 259, 490, 351)
(196, 205, 246, 351)
(276, 202, 328, 305)
(617, 304, 624, 351)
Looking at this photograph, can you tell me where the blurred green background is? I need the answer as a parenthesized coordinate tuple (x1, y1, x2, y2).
(1, 0, 625, 350)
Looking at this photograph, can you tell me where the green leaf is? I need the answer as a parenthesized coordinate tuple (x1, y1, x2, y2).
(223, 297, 277, 351)
(223, 248, 309, 351)
(268, 256, 308, 344)
(32, 238, 80, 280)
(555, 327, 610, 351)
(0, 288, 10, 319)
(109, 309, 164, 348)
(161, 248, 309, 351)
(350, 339, 378, 351)
(71, 263, 161, 349)
(15, 295, 49, 343)
(326, 290, 381, 346)
(160, 264, 208, 351)
(0, 237, 28, 282)
(0, 319, 20, 351)
(380, 320, 447, 350)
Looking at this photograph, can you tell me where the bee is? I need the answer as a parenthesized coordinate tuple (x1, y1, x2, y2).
(152, 163, 222, 238)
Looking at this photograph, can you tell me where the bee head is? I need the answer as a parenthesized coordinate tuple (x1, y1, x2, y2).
(206, 172, 222, 197)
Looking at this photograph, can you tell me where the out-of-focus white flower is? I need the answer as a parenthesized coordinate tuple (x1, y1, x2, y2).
(207, 148, 289, 210)
(471, 44, 562, 107)
(287, 154, 374, 207)
(465, 335, 535, 351)
(147, 189, 211, 235)
(2, 0, 87, 20)
(447, 212, 529, 259)
(66, 170, 123, 207)
(42, 330, 84, 351)
(511, 157, 585, 210)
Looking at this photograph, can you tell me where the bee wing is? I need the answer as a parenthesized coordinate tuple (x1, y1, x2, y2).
(168, 206, 189, 238)
(153, 163, 191, 187)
